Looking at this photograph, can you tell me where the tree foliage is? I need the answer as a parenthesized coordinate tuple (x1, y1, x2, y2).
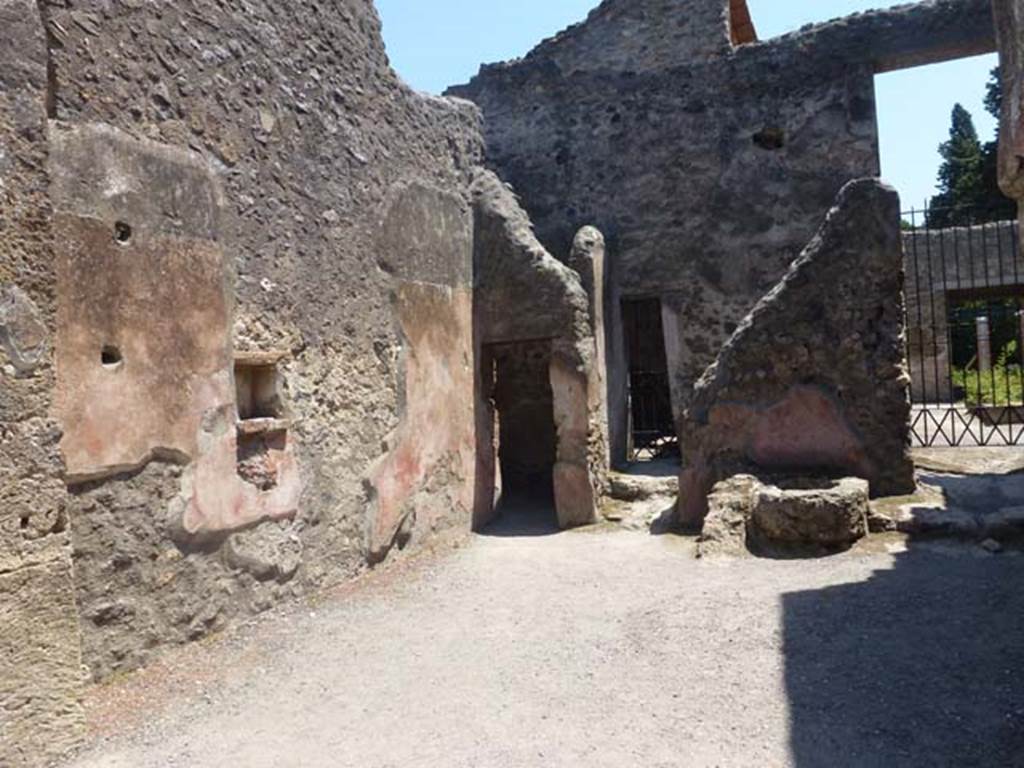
(927, 68, 1016, 227)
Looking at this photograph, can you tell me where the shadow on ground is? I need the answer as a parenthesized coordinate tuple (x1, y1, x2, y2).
(622, 457, 679, 478)
(919, 471, 1024, 514)
(479, 491, 561, 537)
(784, 537, 1024, 766)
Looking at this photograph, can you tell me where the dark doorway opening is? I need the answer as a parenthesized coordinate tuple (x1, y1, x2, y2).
(487, 340, 559, 534)
(621, 298, 677, 462)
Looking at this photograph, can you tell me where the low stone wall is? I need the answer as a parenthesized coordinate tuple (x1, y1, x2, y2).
(699, 475, 870, 557)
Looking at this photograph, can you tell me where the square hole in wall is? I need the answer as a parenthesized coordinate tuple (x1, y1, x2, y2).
(235, 353, 286, 421)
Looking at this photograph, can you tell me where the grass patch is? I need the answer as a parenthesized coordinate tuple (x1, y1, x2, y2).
(952, 364, 1024, 406)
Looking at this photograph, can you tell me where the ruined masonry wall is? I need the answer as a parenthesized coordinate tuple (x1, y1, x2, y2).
(451, 7, 880, 461)
(483, 0, 733, 78)
(452, 0, 992, 464)
(0, 2, 84, 766)
(678, 180, 915, 526)
(471, 170, 602, 529)
(35, 0, 485, 681)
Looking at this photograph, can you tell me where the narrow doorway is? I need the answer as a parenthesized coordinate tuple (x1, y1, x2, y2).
(487, 340, 559, 533)
(621, 298, 677, 462)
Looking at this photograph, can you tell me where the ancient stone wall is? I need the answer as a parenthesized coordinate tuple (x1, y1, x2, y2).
(995, 0, 1024, 203)
(21, 0, 484, 682)
(451, 0, 993, 464)
(471, 170, 604, 528)
(451, 2, 880, 462)
(0, 3, 84, 766)
(484, 0, 734, 78)
(677, 179, 915, 527)
(770, 0, 994, 74)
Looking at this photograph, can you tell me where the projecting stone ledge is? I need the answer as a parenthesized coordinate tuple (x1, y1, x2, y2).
(677, 178, 915, 529)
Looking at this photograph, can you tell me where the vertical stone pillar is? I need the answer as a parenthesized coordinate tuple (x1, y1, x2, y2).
(930, 290, 953, 403)
(977, 315, 993, 375)
(550, 350, 597, 528)
(1018, 310, 1024, 365)
(0, 2, 85, 765)
(568, 226, 609, 493)
(994, 0, 1024, 207)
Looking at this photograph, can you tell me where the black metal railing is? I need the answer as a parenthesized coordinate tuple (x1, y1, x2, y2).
(627, 370, 679, 461)
(902, 205, 1024, 447)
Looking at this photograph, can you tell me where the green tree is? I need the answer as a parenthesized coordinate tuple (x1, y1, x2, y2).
(928, 68, 1016, 226)
(985, 66, 1002, 119)
(928, 104, 986, 226)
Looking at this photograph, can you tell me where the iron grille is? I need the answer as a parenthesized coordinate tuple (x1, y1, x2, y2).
(903, 205, 1024, 447)
(628, 370, 679, 461)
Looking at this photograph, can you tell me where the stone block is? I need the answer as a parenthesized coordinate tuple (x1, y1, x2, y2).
(697, 475, 759, 558)
(0, 547, 85, 768)
(751, 477, 870, 549)
(699, 475, 869, 556)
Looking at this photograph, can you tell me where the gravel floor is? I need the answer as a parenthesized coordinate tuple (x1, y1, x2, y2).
(63, 524, 1024, 768)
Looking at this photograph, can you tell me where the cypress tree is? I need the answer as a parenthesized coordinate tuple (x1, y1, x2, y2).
(928, 68, 1015, 226)
(928, 104, 985, 227)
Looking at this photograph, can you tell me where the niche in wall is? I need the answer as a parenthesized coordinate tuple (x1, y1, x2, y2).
(234, 352, 287, 422)
(234, 351, 291, 492)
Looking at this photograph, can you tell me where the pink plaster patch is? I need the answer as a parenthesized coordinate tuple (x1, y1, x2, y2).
(181, 407, 302, 535)
(746, 388, 871, 476)
(679, 386, 875, 525)
(368, 284, 476, 558)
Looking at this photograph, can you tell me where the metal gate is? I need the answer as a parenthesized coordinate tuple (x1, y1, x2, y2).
(903, 206, 1024, 447)
(627, 370, 677, 460)
(622, 298, 678, 461)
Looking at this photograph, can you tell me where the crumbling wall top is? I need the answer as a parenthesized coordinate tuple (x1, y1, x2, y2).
(472, 0, 736, 79)
(458, 0, 994, 93)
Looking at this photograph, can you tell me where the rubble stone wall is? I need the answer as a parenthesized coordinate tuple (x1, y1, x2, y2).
(451, 0, 994, 463)
(26, 0, 485, 682)
(0, 2, 84, 766)
(471, 170, 602, 528)
(677, 179, 916, 527)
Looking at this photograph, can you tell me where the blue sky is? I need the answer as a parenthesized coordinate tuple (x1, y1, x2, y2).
(376, 0, 1000, 211)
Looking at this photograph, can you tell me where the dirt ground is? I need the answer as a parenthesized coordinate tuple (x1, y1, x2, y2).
(59, 510, 1024, 768)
